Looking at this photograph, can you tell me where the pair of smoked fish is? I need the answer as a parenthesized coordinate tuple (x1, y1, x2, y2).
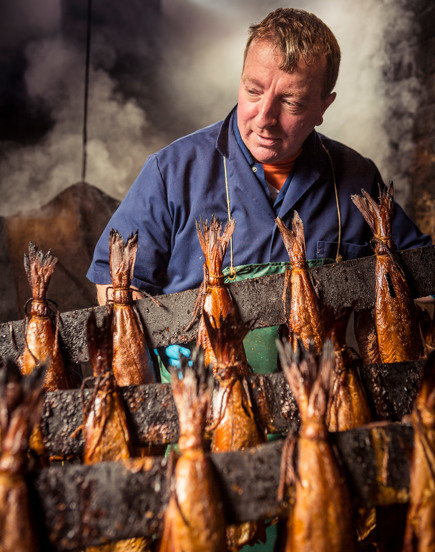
(277, 181, 424, 366)
(19, 229, 155, 392)
(77, 310, 152, 552)
(352, 183, 424, 363)
(276, 212, 372, 433)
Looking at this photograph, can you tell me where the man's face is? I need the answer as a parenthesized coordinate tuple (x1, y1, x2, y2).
(237, 39, 336, 164)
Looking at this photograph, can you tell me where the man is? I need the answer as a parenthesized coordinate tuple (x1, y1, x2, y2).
(87, 8, 430, 368)
(87, 9, 431, 548)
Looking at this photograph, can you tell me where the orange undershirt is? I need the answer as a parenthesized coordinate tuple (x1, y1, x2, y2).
(262, 148, 302, 191)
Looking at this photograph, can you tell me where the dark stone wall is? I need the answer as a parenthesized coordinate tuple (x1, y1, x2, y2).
(413, 0, 435, 240)
(382, 0, 435, 240)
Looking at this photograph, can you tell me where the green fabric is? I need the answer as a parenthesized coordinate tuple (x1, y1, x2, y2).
(222, 259, 333, 280)
(223, 261, 290, 281)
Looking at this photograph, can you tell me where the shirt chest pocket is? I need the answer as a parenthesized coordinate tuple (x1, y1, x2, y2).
(317, 240, 372, 262)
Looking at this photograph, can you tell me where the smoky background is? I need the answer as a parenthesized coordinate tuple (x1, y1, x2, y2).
(0, 0, 432, 221)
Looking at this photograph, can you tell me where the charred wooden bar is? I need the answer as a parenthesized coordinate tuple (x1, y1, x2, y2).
(31, 422, 413, 551)
(41, 359, 423, 457)
(42, 373, 298, 457)
(1, 245, 433, 363)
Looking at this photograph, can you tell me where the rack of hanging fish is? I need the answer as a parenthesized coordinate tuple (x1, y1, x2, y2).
(0, 183, 434, 552)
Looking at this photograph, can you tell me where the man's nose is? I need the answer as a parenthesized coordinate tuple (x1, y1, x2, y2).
(256, 96, 279, 128)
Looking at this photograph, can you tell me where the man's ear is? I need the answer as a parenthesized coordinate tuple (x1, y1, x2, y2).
(316, 92, 336, 126)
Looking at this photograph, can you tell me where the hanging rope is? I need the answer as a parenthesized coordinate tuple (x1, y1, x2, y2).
(81, 0, 93, 182)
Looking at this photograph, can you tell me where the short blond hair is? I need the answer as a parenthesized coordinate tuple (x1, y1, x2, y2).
(244, 8, 341, 98)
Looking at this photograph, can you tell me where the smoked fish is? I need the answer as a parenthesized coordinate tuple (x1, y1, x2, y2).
(158, 356, 228, 552)
(276, 214, 325, 354)
(188, 216, 249, 373)
(402, 351, 435, 552)
(81, 310, 151, 551)
(205, 311, 267, 550)
(351, 184, 423, 363)
(20, 242, 73, 390)
(277, 339, 358, 552)
(0, 360, 46, 552)
(109, 229, 156, 386)
(325, 307, 372, 432)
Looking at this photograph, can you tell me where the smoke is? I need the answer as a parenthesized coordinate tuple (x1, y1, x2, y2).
(0, 0, 166, 216)
(0, 0, 419, 216)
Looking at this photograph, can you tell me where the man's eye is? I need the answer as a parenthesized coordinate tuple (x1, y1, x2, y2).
(283, 99, 304, 112)
(247, 88, 259, 96)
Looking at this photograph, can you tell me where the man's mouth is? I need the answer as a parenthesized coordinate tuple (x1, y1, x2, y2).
(254, 133, 280, 146)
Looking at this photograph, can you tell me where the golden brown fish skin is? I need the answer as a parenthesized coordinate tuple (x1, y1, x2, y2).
(20, 242, 73, 390)
(160, 450, 228, 552)
(211, 377, 265, 452)
(276, 214, 324, 354)
(211, 371, 267, 549)
(354, 308, 381, 365)
(351, 184, 423, 363)
(191, 217, 249, 372)
(402, 352, 435, 552)
(82, 377, 133, 464)
(83, 312, 151, 552)
(0, 362, 46, 552)
(278, 340, 358, 552)
(325, 308, 372, 432)
(109, 230, 155, 386)
(158, 361, 228, 552)
(374, 255, 423, 363)
(326, 354, 372, 432)
(325, 307, 376, 546)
